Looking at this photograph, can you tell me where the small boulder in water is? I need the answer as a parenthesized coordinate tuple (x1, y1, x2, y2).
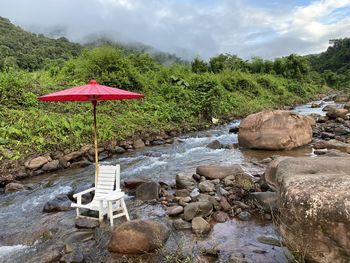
(5, 182, 26, 193)
(176, 173, 197, 189)
(206, 140, 222, 149)
(43, 194, 72, 212)
(166, 206, 184, 216)
(192, 217, 210, 235)
(136, 181, 160, 201)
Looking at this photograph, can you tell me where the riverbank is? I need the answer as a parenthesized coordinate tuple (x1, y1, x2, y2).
(0, 90, 333, 187)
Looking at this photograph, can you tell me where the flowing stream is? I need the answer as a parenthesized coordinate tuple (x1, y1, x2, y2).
(0, 96, 339, 263)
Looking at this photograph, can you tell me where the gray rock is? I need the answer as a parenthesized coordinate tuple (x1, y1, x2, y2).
(136, 181, 160, 201)
(176, 173, 197, 189)
(166, 206, 184, 216)
(115, 146, 126, 154)
(5, 182, 26, 193)
(69, 160, 91, 169)
(250, 192, 277, 212)
(183, 202, 213, 221)
(192, 217, 210, 235)
(198, 180, 215, 193)
(42, 160, 60, 172)
(257, 236, 282, 247)
(206, 140, 222, 149)
(75, 218, 100, 229)
(213, 211, 230, 223)
(63, 151, 84, 162)
(133, 138, 145, 149)
(43, 194, 72, 212)
(173, 219, 192, 230)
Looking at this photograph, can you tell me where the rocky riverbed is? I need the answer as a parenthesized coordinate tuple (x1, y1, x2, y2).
(0, 93, 349, 263)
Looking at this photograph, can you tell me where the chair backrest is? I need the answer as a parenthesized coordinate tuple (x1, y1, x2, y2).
(94, 164, 120, 200)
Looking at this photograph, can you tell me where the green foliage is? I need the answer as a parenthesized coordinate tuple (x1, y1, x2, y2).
(0, 42, 328, 161)
(191, 57, 209, 74)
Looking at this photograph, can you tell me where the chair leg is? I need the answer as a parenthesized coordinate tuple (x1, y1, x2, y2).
(76, 208, 80, 217)
(108, 201, 114, 227)
(121, 199, 130, 221)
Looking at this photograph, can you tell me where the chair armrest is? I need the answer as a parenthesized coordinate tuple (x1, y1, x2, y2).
(73, 187, 95, 198)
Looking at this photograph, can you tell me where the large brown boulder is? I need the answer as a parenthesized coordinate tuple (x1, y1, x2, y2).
(238, 110, 313, 150)
(108, 220, 170, 254)
(272, 157, 350, 263)
(196, 165, 244, 179)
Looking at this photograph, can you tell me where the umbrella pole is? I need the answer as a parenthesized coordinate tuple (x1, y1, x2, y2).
(92, 100, 99, 184)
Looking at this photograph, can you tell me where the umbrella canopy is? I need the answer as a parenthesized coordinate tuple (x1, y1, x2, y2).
(38, 79, 144, 182)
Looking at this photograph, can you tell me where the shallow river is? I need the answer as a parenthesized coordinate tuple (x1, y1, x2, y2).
(0, 96, 339, 263)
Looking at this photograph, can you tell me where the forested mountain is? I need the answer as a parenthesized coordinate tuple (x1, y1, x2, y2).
(0, 17, 82, 71)
(308, 38, 350, 73)
(307, 38, 350, 88)
(0, 17, 186, 71)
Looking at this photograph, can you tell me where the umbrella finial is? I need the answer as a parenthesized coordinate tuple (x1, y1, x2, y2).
(89, 79, 98, 85)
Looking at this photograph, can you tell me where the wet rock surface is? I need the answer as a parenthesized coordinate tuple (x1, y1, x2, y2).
(272, 157, 350, 263)
(108, 220, 170, 254)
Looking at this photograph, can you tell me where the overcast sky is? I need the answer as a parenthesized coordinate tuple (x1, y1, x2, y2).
(1, 0, 350, 60)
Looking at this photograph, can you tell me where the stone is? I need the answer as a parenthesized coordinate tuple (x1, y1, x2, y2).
(192, 217, 211, 235)
(108, 220, 170, 254)
(69, 160, 91, 169)
(24, 156, 49, 170)
(75, 218, 100, 229)
(133, 138, 145, 149)
(324, 149, 350, 157)
(213, 211, 230, 222)
(115, 146, 126, 154)
(5, 182, 25, 193)
(273, 157, 350, 262)
(196, 165, 245, 180)
(198, 180, 215, 193)
(316, 139, 350, 153)
(43, 194, 72, 212)
(206, 140, 222, 149)
(151, 139, 164, 145)
(190, 188, 200, 199)
(166, 206, 184, 216)
(344, 101, 350, 111)
(238, 211, 252, 221)
(173, 219, 192, 230)
(220, 197, 232, 212)
(42, 160, 60, 172)
(176, 173, 197, 189)
(250, 192, 277, 212)
(263, 156, 291, 191)
(334, 94, 349, 103)
(174, 189, 190, 197)
(136, 181, 160, 201)
(124, 178, 148, 189)
(238, 110, 313, 150)
(63, 151, 83, 162)
(326, 108, 348, 119)
(183, 202, 213, 221)
(311, 102, 321, 108)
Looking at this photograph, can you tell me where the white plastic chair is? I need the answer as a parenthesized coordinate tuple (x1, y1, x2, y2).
(71, 164, 130, 224)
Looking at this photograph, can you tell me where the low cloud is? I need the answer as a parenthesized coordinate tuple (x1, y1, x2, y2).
(1, 0, 350, 59)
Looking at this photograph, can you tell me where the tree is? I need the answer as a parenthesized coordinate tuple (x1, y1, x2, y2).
(191, 57, 209, 73)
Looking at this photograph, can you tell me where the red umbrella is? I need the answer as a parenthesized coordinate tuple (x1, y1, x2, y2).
(39, 79, 144, 181)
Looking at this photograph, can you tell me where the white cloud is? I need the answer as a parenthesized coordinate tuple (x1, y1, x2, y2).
(0, 0, 350, 59)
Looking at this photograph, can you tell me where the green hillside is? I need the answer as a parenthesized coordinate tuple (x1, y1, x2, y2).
(0, 17, 82, 71)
